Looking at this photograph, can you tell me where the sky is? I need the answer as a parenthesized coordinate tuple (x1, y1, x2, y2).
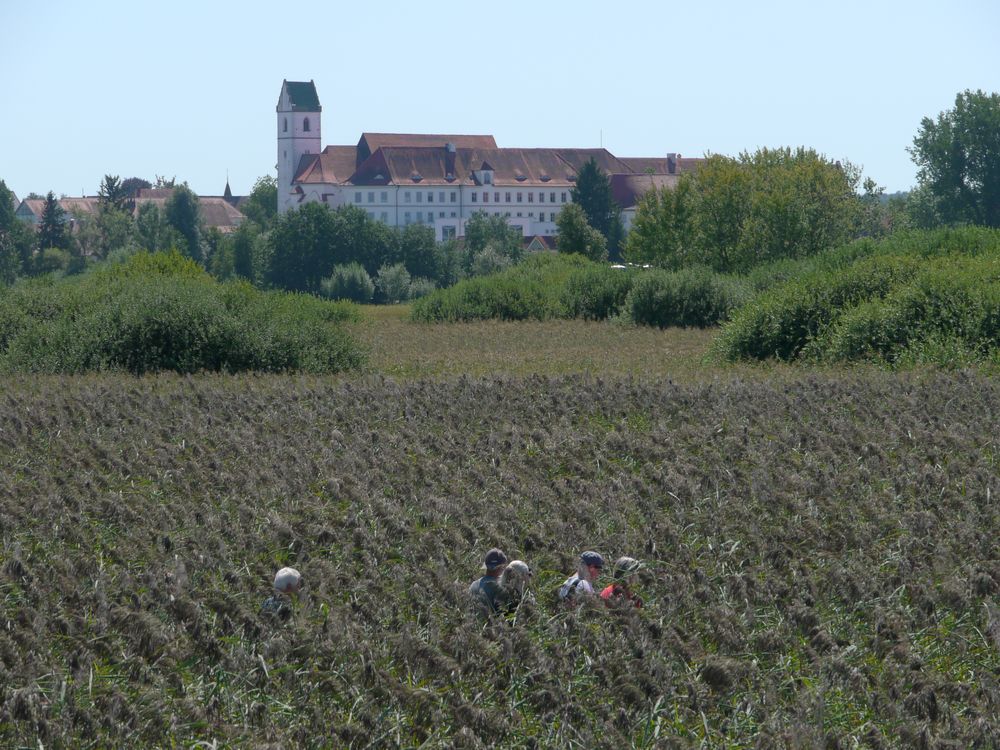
(1, 0, 997, 201)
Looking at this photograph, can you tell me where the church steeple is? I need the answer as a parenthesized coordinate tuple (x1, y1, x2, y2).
(277, 79, 322, 213)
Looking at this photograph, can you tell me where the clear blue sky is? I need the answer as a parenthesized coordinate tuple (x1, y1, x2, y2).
(2, 0, 997, 200)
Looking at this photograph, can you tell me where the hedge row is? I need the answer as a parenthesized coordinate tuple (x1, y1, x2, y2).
(0, 251, 365, 375)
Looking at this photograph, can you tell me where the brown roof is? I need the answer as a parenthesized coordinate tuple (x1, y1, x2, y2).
(610, 173, 681, 209)
(293, 145, 359, 185)
(619, 156, 704, 175)
(134, 192, 244, 233)
(59, 197, 102, 217)
(358, 132, 497, 160)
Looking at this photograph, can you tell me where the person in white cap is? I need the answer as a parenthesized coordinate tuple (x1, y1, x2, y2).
(261, 566, 302, 619)
(497, 560, 534, 613)
(273, 566, 303, 594)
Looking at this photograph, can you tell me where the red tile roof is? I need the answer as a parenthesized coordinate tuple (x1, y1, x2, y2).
(610, 173, 681, 209)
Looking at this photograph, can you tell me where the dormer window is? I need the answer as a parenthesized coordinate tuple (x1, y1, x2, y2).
(483, 172, 492, 185)
(303, 117, 311, 132)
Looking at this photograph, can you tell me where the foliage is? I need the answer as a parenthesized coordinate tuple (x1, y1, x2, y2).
(910, 89, 1000, 228)
(715, 226, 1000, 364)
(397, 223, 438, 280)
(320, 262, 375, 303)
(241, 175, 278, 229)
(556, 202, 608, 262)
(407, 276, 436, 300)
(624, 177, 696, 268)
(0, 251, 364, 374)
(1, 372, 999, 746)
(163, 184, 203, 262)
(135, 201, 182, 253)
(571, 157, 624, 258)
(470, 244, 513, 277)
(463, 211, 523, 270)
(624, 266, 749, 328)
(375, 262, 411, 304)
(98, 174, 134, 213)
(120, 176, 151, 198)
(559, 264, 637, 320)
(38, 191, 69, 252)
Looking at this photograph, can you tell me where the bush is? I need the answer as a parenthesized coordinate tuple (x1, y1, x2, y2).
(321, 262, 375, 303)
(376, 263, 411, 304)
(408, 276, 436, 300)
(560, 265, 637, 320)
(624, 266, 748, 328)
(0, 251, 365, 375)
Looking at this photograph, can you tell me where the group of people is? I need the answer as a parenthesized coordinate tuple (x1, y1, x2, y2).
(468, 548, 644, 617)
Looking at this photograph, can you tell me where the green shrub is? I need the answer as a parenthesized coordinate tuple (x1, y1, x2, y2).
(408, 276, 436, 300)
(0, 251, 365, 375)
(376, 263, 411, 304)
(624, 266, 748, 328)
(560, 265, 637, 320)
(320, 262, 375, 303)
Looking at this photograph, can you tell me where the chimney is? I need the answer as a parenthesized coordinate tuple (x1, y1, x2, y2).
(666, 152, 677, 174)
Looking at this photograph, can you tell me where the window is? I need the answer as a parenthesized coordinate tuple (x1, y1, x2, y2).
(405, 191, 411, 203)
(483, 172, 493, 185)
(471, 193, 477, 203)
(355, 192, 362, 203)
(450, 192, 457, 203)
(494, 192, 500, 203)
(539, 212, 545, 222)
(550, 192, 556, 203)
(439, 211, 445, 218)
(381, 191, 388, 203)
(505, 192, 511, 203)
(483, 192, 489, 203)
(380, 211, 388, 222)
(505, 212, 511, 217)
(428, 192, 434, 203)
(283, 118, 288, 133)
(303, 117, 310, 132)
(517, 192, 523, 203)
(439, 192, 445, 202)
(528, 192, 534, 203)
(539, 192, 545, 203)
(404, 212, 411, 225)
(428, 212, 434, 222)
(561, 192, 568, 203)
(368, 192, 375, 203)
(450, 211, 457, 217)
(442, 226, 456, 240)
(417, 192, 423, 203)
(516, 212, 522, 217)
(529, 212, 535, 218)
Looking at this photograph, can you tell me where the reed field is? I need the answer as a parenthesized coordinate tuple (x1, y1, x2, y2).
(1, 310, 999, 748)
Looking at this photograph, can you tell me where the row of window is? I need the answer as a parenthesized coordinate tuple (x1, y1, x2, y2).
(376, 210, 555, 225)
(353, 190, 570, 205)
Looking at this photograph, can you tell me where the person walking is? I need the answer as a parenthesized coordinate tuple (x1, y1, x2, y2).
(497, 560, 533, 613)
(600, 557, 643, 608)
(558, 551, 604, 603)
(469, 548, 508, 615)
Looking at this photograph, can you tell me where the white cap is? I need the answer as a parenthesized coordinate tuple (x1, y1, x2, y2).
(273, 566, 302, 593)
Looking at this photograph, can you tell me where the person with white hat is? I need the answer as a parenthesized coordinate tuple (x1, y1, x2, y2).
(600, 557, 643, 608)
(261, 566, 303, 619)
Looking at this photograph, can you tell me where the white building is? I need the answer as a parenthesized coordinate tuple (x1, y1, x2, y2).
(277, 80, 699, 241)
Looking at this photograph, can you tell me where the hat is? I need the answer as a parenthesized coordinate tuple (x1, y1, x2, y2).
(483, 548, 508, 571)
(580, 551, 605, 569)
(612, 556, 641, 581)
(274, 566, 302, 593)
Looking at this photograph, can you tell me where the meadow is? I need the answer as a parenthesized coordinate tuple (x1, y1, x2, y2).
(2, 309, 999, 748)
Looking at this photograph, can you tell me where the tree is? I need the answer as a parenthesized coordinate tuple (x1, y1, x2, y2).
(164, 184, 203, 262)
(375, 263, 411, 303)
(38, 191, 69, 251)
(266, 201, 338, 292)
(241, 176, 278, 229)
(556, 203, 607, 262)
(570, 157, 624, 258)
(136, 201, 182, 252)
(397, 223, 437, 279)
(624, 176, 696, 268)
(462, 211, 522, 273)
(910, 89, 1000, 228)
(98, 174, 133, 213)
(121, 177, 152, 199)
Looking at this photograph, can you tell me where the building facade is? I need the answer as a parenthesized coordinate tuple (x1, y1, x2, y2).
(278, 80, 699, 241)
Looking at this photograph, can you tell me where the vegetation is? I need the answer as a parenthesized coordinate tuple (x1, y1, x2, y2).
(556, 203, 608, 262)
(910, 89, 1000, 228)
(571, 157, 624, 259)
(625, 148, 867, 273)
(715, 226, 1000, 365)
(1, 370, 999, 747)
(0, 251, 365, 375)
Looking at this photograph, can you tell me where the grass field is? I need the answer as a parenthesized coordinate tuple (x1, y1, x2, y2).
(1, 314, 999, 748)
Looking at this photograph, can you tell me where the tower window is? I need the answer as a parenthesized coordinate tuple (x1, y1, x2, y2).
(303, 117, 311, 132)
(283, 118, 288, 133)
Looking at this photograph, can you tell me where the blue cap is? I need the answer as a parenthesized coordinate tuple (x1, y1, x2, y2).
(580, 551, 605, 569)
(484, 548, 508, 570)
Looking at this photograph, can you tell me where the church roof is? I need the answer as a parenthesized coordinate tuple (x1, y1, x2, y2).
(281, 80, 321, 112)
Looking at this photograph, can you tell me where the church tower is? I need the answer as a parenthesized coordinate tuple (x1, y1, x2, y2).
(276, 80, 322, 213)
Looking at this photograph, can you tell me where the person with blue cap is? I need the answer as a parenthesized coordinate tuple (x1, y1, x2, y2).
(468, 547, 508, 616)
(558, 551, 605, 603)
